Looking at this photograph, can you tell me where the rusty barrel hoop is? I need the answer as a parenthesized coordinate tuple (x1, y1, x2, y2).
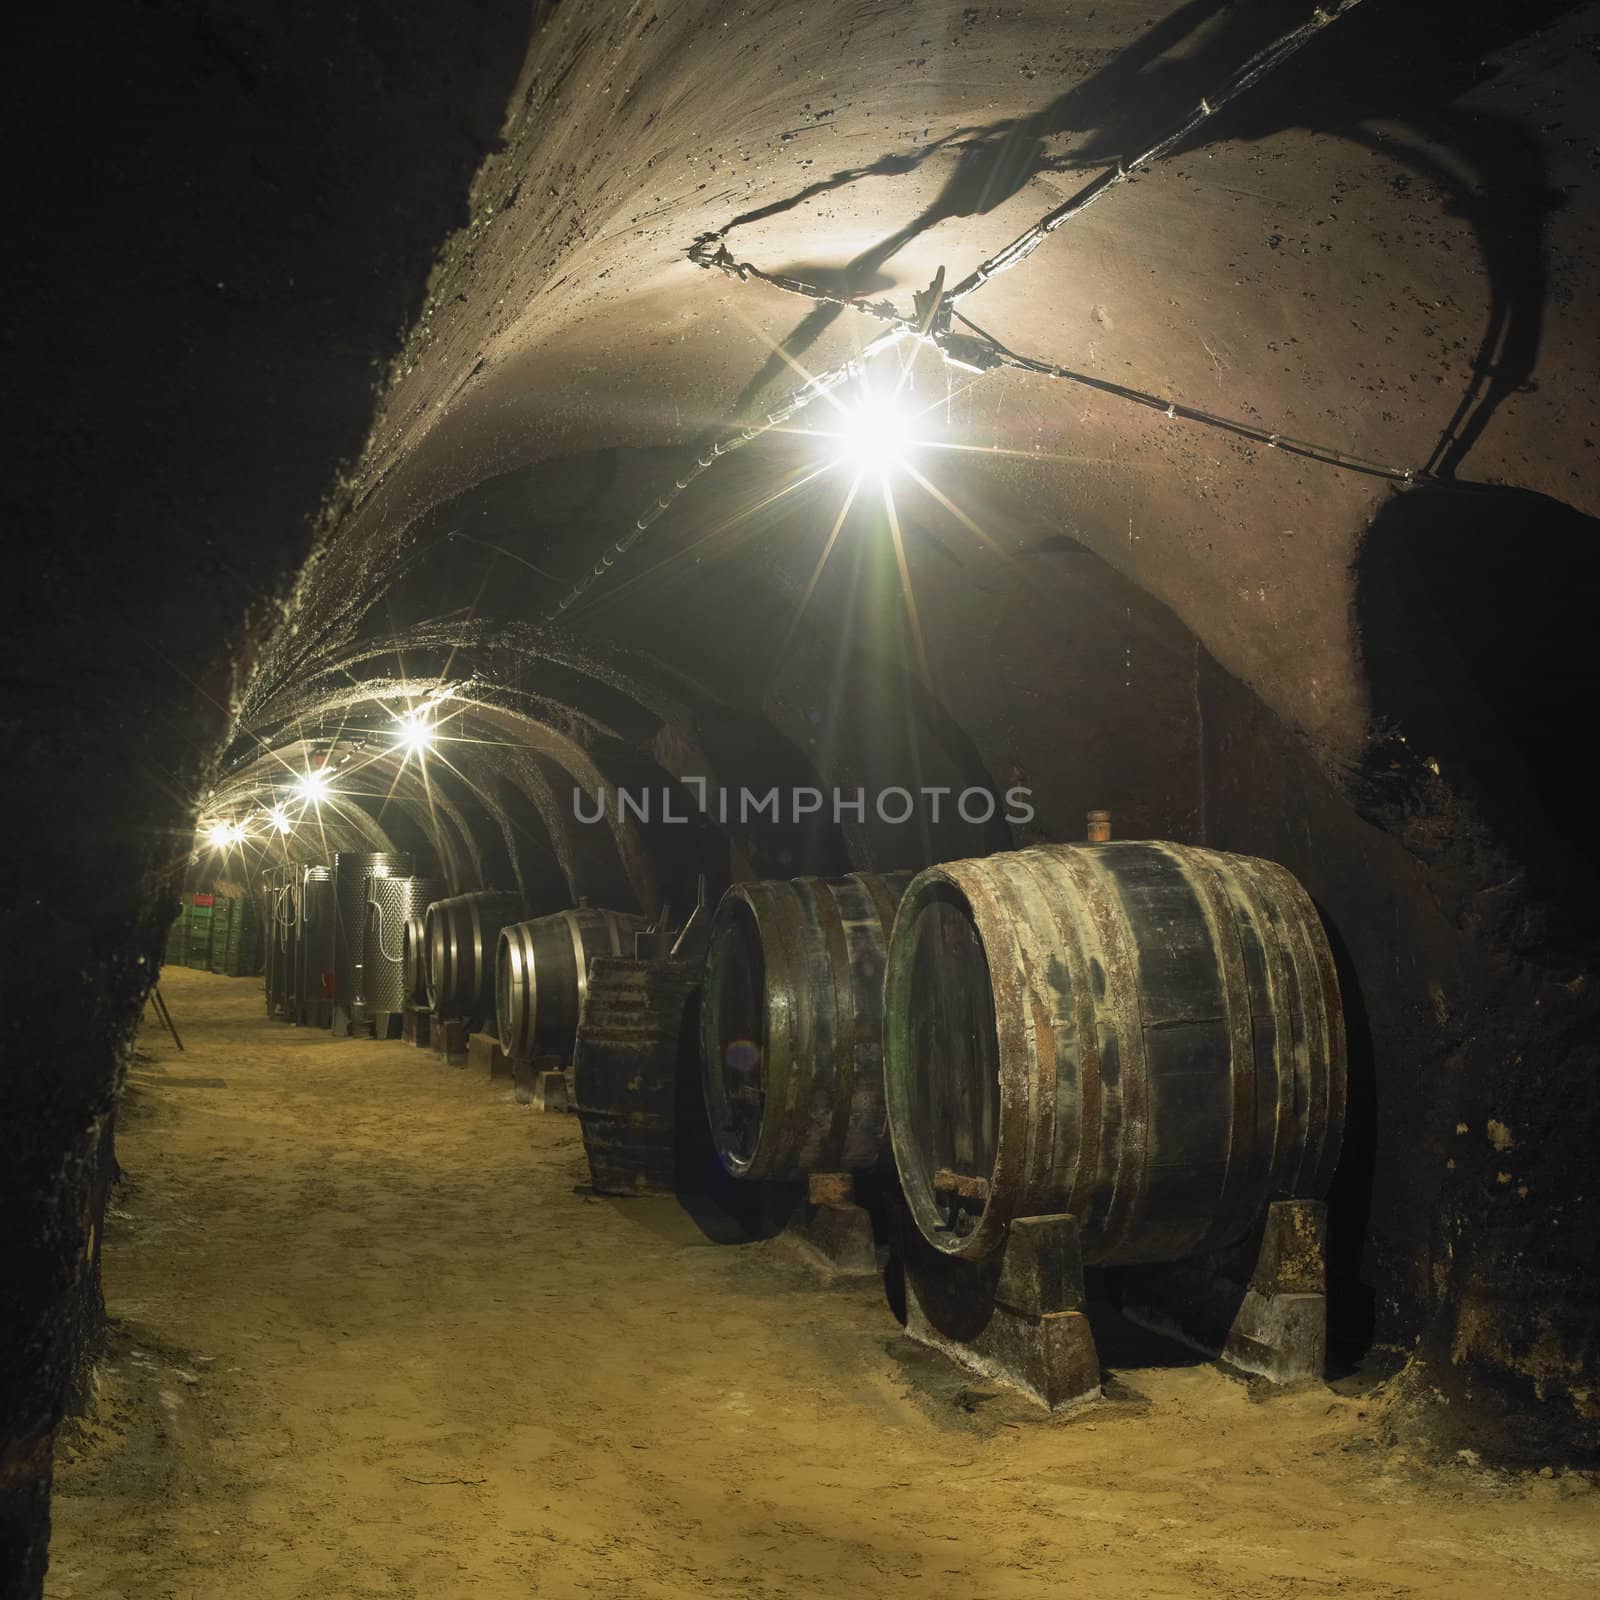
(699, 869, 913, 1181)
(883, 841, 1346, 1263)
(495, 906, 650, 1061)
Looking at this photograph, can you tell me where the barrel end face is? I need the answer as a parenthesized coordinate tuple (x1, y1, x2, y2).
(785, 1193, 879, 1277)
(883, 864, 1008, 1263)
(700, 890, 772, 1179)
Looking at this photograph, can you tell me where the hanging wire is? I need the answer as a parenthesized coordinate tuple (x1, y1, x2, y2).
(944, 0, 1366, 303)
(544, 328, 905, 620)
(686, 236, 906, 320)
(951, 310, 1416, 483)
(560, 0, 1383, 615)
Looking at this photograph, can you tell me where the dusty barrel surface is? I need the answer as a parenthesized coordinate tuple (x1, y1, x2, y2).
(884, 841, 1345, 1263)
(700, 869, 913, 1180)
(572, 957, 704, 1195)
(495, 907, 650, 1061)
(424, 890, 525, 1021)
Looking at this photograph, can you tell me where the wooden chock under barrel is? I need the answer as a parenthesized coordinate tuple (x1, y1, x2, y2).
(786, 1171, 879, 1277)
(513, 1052, 568, 1111)
(1115, 1199, 1330, 1385)
(901, 1212, 1102, 1411)
(401, 1004, 431, 1049)
(430, 1015, 469, 1068)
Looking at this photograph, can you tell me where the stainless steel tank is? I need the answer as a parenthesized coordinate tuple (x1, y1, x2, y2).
(297, 865, 335, 1027)
(363, 876, 443, 1017)
(263, 864, 292, 1018)
(279, 868, 302, 1021)
(333, 851, 412, 1026)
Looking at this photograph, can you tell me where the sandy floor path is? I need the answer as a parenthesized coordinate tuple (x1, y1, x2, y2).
(45, 965, 1600, 1599)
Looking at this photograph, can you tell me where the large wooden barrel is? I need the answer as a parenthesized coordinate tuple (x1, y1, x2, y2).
(401, 912, 430, 1006)
(700, 869, 914, 1181)
(424, 891, 525, 1021)
(883, 841, 1345, 1263)
(572, 958, 705, 1195)
(495, 906, 650, 1061)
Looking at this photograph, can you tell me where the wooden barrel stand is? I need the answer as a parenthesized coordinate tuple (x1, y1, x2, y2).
(885, 838, 1345, 1407)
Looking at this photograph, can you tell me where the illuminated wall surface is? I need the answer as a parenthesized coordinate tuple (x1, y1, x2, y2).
(3, 1, 1597, 1587)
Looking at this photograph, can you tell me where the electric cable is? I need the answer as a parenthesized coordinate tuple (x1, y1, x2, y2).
(951, 310, 1416, 484)
(563, 0, 1385, 614)
(544, 329, 904, 620)
(944, 1, 1365, 303)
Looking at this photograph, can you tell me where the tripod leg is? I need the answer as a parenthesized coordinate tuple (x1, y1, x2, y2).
(152, 987, 184, 1051)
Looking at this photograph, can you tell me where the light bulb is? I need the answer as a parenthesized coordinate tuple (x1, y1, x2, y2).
(833, 386, 914, 475)
(295, 768, 331, 802)
(396, 709, 435, 756)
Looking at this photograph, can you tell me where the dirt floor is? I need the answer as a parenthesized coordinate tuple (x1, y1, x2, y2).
(45, 966, 1600, 1600)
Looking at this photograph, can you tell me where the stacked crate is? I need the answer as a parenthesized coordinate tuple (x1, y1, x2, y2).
(223, 895, 259, 976)
(186, 894, 216, 970)
(163, 911, 188, 968)
(208, 897, 233, 973)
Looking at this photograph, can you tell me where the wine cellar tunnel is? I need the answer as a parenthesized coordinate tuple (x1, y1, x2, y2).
(4, 1, 1598, 1595)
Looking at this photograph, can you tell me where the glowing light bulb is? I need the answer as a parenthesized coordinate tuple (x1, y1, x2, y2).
(833, 386, 914, 475)
(295, 768, 331, 802)
(396, 709, 435, 756)
(270, 805, 292, 834)
(205, 819, 246, 850)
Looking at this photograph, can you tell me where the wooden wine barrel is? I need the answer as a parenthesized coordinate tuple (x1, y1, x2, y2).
(700, 869, 914, 1181)
(495, 906, 650, 1062)
(883, 841, 1345, 1264)
(401, 912, 429, 1006)
(424, 891, 525, 1021)
(571, 957, 705, 1195)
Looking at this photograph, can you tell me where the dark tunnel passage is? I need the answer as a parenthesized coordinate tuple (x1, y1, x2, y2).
(4, 1, 1600, 1595)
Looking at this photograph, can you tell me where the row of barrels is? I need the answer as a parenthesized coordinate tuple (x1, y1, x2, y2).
(261, 859, 653, 1044)
(568, 840, 1346, 1271)
(267, 837, 1344, 1276)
